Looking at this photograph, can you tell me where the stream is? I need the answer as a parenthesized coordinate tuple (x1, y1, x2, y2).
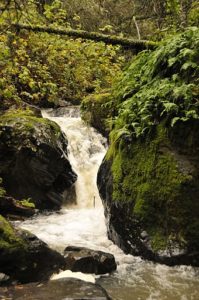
(18, 107, 199, 300)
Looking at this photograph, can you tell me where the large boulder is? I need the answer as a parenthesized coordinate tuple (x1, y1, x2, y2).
(0, 215, 66, 283)
(64, 246, 117, 274)
(0, 109, 77, 210)
(98, 122, 199, 266)
(97, 28, 199, 266)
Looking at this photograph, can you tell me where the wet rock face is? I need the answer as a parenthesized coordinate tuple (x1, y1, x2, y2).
(97, 121, 199, 267)
(0, 111, 77, 210)
(0, 278, 112, 300)
(64, 246, 117, 275)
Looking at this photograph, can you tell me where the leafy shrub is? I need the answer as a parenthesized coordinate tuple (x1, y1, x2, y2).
(0, 29, 124, 108)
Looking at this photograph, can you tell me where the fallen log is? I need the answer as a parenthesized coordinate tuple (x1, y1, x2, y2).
(13, 23, 158, 51)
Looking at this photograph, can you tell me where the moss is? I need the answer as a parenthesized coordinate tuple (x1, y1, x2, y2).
(19, 198, 35, 209)
(0, 215, 26, 250)
(0, 108, 62, 152)
(0, 108, 60, 136)
(108, 124, 198, 251)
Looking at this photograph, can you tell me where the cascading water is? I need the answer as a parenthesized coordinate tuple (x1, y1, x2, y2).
(18, 108, 199, 300)
(42, 107, 106, 208)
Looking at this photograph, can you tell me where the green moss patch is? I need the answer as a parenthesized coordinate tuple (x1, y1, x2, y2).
(0, 108, 62, 151)
(108, 125, 198, 251)
(0, 215, 26, 250)
(19, 198, 35, 209)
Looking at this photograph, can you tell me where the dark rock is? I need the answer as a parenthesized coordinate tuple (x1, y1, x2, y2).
(0, 273, 10, 286)
(0, 196, 36, 219)
(97, 121, 199, 267)
(64, 246, 117, 274)
(0, 215, 66, 283)
(0, 110, 77, 210)
(0, 278, 112, 300)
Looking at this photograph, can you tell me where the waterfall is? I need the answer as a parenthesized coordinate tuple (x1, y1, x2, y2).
(18, 107, 199, 300)
(42, 107, 106, 208)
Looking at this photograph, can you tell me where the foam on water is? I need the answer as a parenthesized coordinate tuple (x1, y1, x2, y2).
(50, 270, 95, 283)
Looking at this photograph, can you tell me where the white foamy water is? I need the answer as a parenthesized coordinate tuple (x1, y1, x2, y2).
(42, 107, 106, 208)
(18, 108, 199, 300)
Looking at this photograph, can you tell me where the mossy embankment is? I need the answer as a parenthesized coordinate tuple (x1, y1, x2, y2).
(97, 28, 199, 265)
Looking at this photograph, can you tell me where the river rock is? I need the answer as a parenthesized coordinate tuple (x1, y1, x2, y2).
(64, 246, 117, 274)
(97, 120, 199, 267)
(0, 278, 112, 300)
(0, 109, 77, 210)
(0, 195, 36, 219)
(0, 215, 66, 283)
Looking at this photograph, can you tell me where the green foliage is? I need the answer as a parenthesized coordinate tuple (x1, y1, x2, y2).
(111, 28, 199, 141)
(44, 0, 68, 26)
(0, 1, 124, 109)
(0, 32, 123, 107)
(188, 1, 199, 26)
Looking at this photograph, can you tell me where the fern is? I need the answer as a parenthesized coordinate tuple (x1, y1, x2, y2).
(110, 28, 199, 142)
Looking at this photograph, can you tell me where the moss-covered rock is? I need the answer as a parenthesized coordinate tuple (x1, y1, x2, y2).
(0, 108, 77, 210)
(97, 28, 199, 266)
(98, 121, 199, 265)
(0, 215, 25, 250)
(0, 215, 66, 283)
(81, 92, 114, 137)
